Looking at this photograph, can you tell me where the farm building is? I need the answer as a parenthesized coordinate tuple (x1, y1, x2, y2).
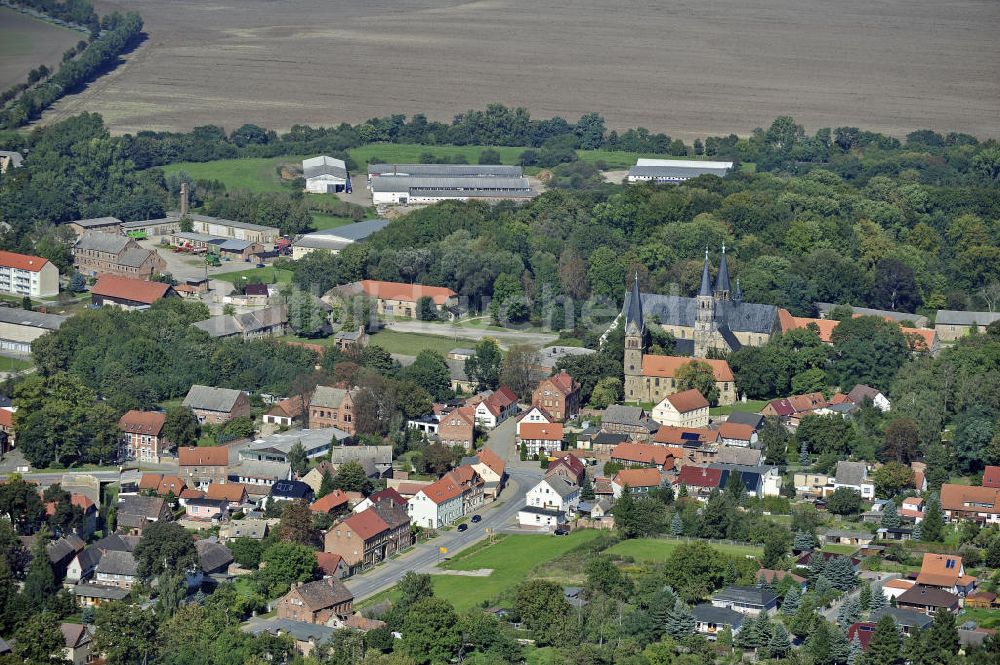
(0, 307, 67, 353)
(91, 275, 175, 311)
(169, 232, 265, 261)
(370, 175, 533, 206)
(69, 217, 123, 236)
(73, 233, 166, 279)
(627, 158, 733, 183)
(366, 163, 523, 183)
(0, 151, 23, 173)
(291, 219, 391, 259)
(122, 214, 279, 244)
(303, 156, 350, 193)
(0, 250, 59, 298)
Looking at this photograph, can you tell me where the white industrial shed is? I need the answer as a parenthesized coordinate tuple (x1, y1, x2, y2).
(291, 218, 391, 259)
(627, 158, 734, 183)
(0, 307, 67, 353)
(370, 175, 533, 206)
(303, 156, 349, 194)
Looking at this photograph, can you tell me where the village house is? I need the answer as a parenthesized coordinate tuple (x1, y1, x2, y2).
(896, 586, 961, 615)
(870, 608, 933, 635)
(518, 422, 564, 458)
(138, 473, 187, 497)
(315, 552, 350, 580)
(516, 406, 554, 433)
(531, 371, 581, 421)
(934, 310, 1000, 341)
(90, 275, 175, 310)
(445, 465, 485, 514)
(985, 466, 1000, 489)
(183, 385, 252, 425)
(324, 503, 413, 574)
(833, 461, 875, 499)
(118, 410, 168, 463)
(270, 480, 315, 504)
(264, 396, 306, 428)
(602, 405, 658, 438)
(610, 442, 675, 471)
(940, 483, 1000, 524)
(674, 465, 724, 500)
(0, 249, 59, 298)
(94, 550, 139, 589)
(718, 421, 757, 448)
(467, 448, 506, 499)
(205, 482, 249, 508)
(756, 569, 807, 590)
(692, 604, 744, 641)
(193, 305, 289, 340)
(407, 475, 465, 529)
(847, 384, 891, 412)
(446, 358, 476, 393)
(711, 586, 779, 616)
(73, 232, 166, 279)
(178, 446, 230, 489)
(915, 553, 977, 596)
(59, 622, 95, 665)
(521, 475, 579, 518)
(116, 495, 170, 536)
(473, 386, 519, 429)
(545, 454, 586, 486)
(276, 578, 354, 624)
(333, 279, 459, 320)
(353, 487, 408, 514)
(651, 389, 710, 428)
(612, 467, 663, 497)
(185, 497, 229, 521)
(437, 405, 476, 449)
(308, 386, 357, 434)
(310, 489, 352, 516)
(219, 519, 269, 542)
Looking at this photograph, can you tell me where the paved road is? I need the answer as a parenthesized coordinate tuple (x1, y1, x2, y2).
(345, 416, 544, 602)
(385, 320, 558, 349)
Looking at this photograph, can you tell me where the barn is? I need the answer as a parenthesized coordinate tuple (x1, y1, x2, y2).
(303, 156, 350, 194)
(627, 158, 733, 184)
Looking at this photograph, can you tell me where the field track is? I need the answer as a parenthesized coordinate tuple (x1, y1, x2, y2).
(37, 0, 1000, 139)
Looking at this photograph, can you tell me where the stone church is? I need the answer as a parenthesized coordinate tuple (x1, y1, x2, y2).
(622, 247, 780, 406)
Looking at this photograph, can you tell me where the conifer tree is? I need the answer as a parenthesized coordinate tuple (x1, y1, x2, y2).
(794, 530, 817, 552)
(804, 619, 833, 664)
(768, 623, 791, 659)
(648, 588, 675, 637)
(864, 614, 903, 665)
(838, 596, 860, 629)
(869, 584, 887, 615)
(580, 474, 595, 501)
(781, 586, 801, 615)
(23, 525, 57, 611)
(735, 613, 758, 650)
(670, 512, 683, 536)
(847, 634, 863, 665)
(664, 599, 695, 636)
(799, 443, 810, 466)
(814, 575, 833, 599)
(921, 496, 944, 542)
(317, 467, 336, 499)
(880, 501, 900, 529)
(858, 582, 872, 611)
(927, 607, 959, 658)
(826, 555, 858, 591)
(808, 551, 827, 581)
(912, 520, 922, 541)
(830, 624, 850, 664)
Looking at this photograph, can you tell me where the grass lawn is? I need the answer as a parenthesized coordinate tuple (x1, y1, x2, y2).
(310, 213, 356, 230)
(431, 531, 602, 612)
(214, 266, 292, 285)
(0, 355, 33, 372)
(160, 156, 309, 193)
(348, 144, 527, 168)
(710, 399, 768, 416)
(367, 329, 465, 356)
(525, 646, 562, 665)
(959, 607, 1000, 629)
(606, 538, 762, 562)
(822, 544, 861, 555)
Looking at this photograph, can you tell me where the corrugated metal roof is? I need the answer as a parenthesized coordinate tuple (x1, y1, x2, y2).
(370, 175, 531, 192)
(629, 163, 731, 179)
(367, 164, 522, 177)
(0, 307, 66, 330)
(935, 310, 1000, 326)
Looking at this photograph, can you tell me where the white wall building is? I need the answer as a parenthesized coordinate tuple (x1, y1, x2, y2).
(407, 478, 464, 529)
(0, 250, 59, 298)
(627, 158, 733, 183)
(651, 389, 710, 428)
(303, 156, 349, 194)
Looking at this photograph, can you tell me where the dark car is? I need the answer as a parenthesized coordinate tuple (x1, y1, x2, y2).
(471, 515, 482, 523)
(553, 527, 569, 536)
(457, 523, 469, 532)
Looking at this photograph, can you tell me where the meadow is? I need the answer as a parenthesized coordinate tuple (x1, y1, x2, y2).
(606, 537, 762, 562)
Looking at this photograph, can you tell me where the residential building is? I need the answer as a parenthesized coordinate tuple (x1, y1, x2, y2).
(68, 216, 122, 236)
(934, 310, 1000, 341)
(315, 552, 349, 580)
(277, 578, 354, 624)
(473, 387, 519, 429)
(522, 476, 579, 521)
(446, 358, 475, 393)
(73, 232, 165, 278)
(514, 422, 564, 460)
(985, 466, 1000, 489)
(438, 405, 476, 449)
(516, 406, 554, 434)
(793, 472, 833, 497)
(311, 489, 352, 515)
(60, 622, 94, 665)
(138, 473, 187, 497)
(242, 619, 335, 658)
(870, 607, 933, 635)
(71, 582, 130, 607)
(531, 371, 581, 421)
(407, 475, 464, 529)
(756, 569, 807, 589)
(0, 307, 66, 354)
(627, 158, 733, 183)
(719, 421, 757, 448)
(264, 396, 306, 427)
(692, 604, 744, 640)
(847, 384, 891, 412)
(333, 327, 367, 351)
(610, 442, 674, 471)
(219, 519, 269, 542)
(725, 411, 765, 431)
(468, 447, 506, 499)
(178, 446, 230, 489)
(0, 250, 59, 297)
(193, 305, 288, 340)
(833, 461, 875, 499)
(270, 480, 315, 503)
(651, 388, 710, 428)
(545, 454, 586, 486)
(196, 538, 234, 575)
(94, 550, 139, 588)
(118, 410, 168, 463)
(239, 428, 350, 465)
(324, 504, 413, 573)
(183, 385, 252, 424)
(602, 404, 656, 437)
(915, 553, 977, 596)
(116, 495, 170, 535)
(332, 279, 459, 319)
(185, 497, 229, 521)
(896, 586, 961, 614)
(612, 468, 663, 497)
(309, 386, 357, 434)
(90, 275, 174, 310)
(674, 465, 724, 500)
(708, 464, 783, 498)
(710, 586, 778, 616)
(940, 483, 1000, 524)
(206, 483, 249, 507)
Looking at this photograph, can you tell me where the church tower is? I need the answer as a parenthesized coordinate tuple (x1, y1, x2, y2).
(714, 243, 731, 301)
(694, 249, 717, 358)
(623, 273, 646, 402)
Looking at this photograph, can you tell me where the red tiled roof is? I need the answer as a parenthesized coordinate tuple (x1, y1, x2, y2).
(481, 386, 518, 415)
(0, 249, 50, 272)
(206, 483, 247, 503)
(788, 393, 828, 412)
(984, 466, 1000, 489)
(847, 622, 877, 651)
(343, 507, 390, 541)
(476, 448, 505, 476)
(311, 489, 351, 513)
(140, 474, 185, 496)
(940, 483, 1000, 515)
(180, 488, 205, 500)
(664, 389, 710, 413)
(719, 422, 755, 441)
(91, 275, 171, 305)
(611, 442, 674, 467)
(355, 279, 456, 305)
(543, 371, 577, 396)
(652, 426, 719, 446)
(420, 476, 464, 504)
(369, 487, 408, 508)
(117, 410, 166, 436)
(676, 465, 724, 488)
(267, 396, 304, 419)
(613, 467, 662, 488)
(315, 551, 344, 576)
(519, 423, 564, 441)
(765, 398, 795, 417)
(71, 494, 96, 513)
(546, 454, 586, 478)
(641, 355, 734, 382)
(0, 409, 11, 428)
(178, 446, 228, 466)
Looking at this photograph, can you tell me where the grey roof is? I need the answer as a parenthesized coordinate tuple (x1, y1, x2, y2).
(370, 175, 531, 193)
(536, 345, 596, 369)
(71, 216, 122, 228)
(118, 247, 156, 268)
(226, 519, 268, 539)
(712, 585, 778, 607)
(334, 330, 362, 341)
(93, 533, 133, 553)
(815, 302, 928, 327)
(897, 585, 959, 608)
(715, 448, 763, 466)
(400, 187, 535, 200)
(71, 583, 130, 600)
(622, 291, 779, 335)
(183, 385, 244, 412)
(117, 494, 167, 522)
(242, 428, 350, 459)
(310, 385, 351, 409)
(234, 304, 288, 332)
(871, 607, 934, 629)
(328, 445, 393, 466)
(0, 150, 24, 168)
(228, 459, 292, 481)
(835, 461, 868, 487)
(824, 529, 871, 540)
(196, 539, 234, 573)
(542, 475, 580, 498)
(303, 156, 348, 180)
(0, 307, 66, 330)
(244, 618, 336, 642)
(0, 636, 9, 654)
(935, 310, 1000, 326)
(446, 359, 471, 382)
(692, 603, 744, 626)
(47, 535, 83, 565)
(958, 628, 992, 648)
(368, 164, 522, 178)
(602, 405, 646, 427)
(74, 232, 131, 254)
(272, 480, 313, 499)
(96, 550, 138, 577)
(73, 545, 103, 571)
(628, 164, 731, 179)
(625, 274, 644, 334)
(518, 505, 567, 518)
(699, 251, 713, 297)
(127, 213, 278, 234)
(311, 218, 391, 242)
(193, 316, 243, 338)
(294, 235, 350, 251)
(723, 411, 764, 430)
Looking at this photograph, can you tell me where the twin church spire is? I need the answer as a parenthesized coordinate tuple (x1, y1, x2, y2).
(699, 244, 732, 301)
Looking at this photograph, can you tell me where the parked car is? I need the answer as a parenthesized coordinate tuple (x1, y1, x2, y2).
(457, 523, 468, 532)
(471, 515, 482, 523)
(553, 527, 569, 536)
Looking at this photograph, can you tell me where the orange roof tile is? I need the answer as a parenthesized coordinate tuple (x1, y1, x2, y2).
(0, 409, 11, 428)
(476, 448, 505, 476)
(611, 442, 674, 467)
(940, 483, 1000, 515)
(117, 410, 166, 436)
(519, 423, 564, 441)
(719, 422, 755, 441)
(664, 389, 709, 413)
(420, 476, 464, 504)
(91, 275, 171, 305)
(0, 250, 51, 272)
(356, 279, 456, 305)
(315, 551, 344, 576)
(613, 467, 662, 488)
(543, 371, 578, 396)
(917, 553, 963, 586)
(641, 355, 733, 382)
(342, 507, 390, 541)
(652, 426, 719, 445)
(206, 483, 247, 503)
(178, 446, 228, 466)
(310, 489, 351, 514)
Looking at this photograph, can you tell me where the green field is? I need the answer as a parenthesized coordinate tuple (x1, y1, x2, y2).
(310, 213, 356, 230)
(710, 399, 768, 416)
(431, 531, 602, 611)
(348, 144, 527, 168)
(160, 156, 309, 193)
(606, 538, 762, 562)
(214, 266, 292, 285)
(821, 544, 861, 555)
(959, 607, 1000, 629)
(366, 329, 467, 356)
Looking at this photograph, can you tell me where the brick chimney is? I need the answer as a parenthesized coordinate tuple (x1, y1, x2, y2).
(180, 182, 189, 217)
